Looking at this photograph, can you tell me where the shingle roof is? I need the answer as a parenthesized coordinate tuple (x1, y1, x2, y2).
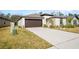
(24, 14, 43, 19)
(0, 16, 12, 22)
(41, 13, 54, 16)
(0, 15, 22, 22)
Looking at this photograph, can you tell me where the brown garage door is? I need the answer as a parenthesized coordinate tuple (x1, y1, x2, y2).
(25, 19, 42, 27)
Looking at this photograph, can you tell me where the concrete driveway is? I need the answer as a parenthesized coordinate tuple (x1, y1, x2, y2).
(26, 27, 79, 49)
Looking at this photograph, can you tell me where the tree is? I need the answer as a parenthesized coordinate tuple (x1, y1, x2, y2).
(68, 13, 73, 16)
(58, 12, 64, 16)
(39, 12, 43, 15)
(6, 13, 11, 18)
(10, 15, 22, 35)
(0, 13, 5, 17)
(67, 16, 73, 24)
(51, 12, 55, 15)
(51, 11, 57, 16)
(51, 11, 64, 16)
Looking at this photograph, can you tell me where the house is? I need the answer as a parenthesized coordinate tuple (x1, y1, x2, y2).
(0, 15, 22, 27)
(0, 16, 10, 27)
(18, 14, 43, 27)
(0, 15, 22, 34)
(18, 13, 79, 28)
(18, 13, 53, 27)
(46, 16, 67, 27)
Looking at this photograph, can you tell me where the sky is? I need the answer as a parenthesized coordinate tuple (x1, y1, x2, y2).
(0, 10, 79, 15)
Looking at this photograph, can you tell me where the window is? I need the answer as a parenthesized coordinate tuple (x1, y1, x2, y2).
(60, 19, 63, 25)
(4, 21, 6, 24)
(15, 22, 17, 26)
(73, 20, 77, 25)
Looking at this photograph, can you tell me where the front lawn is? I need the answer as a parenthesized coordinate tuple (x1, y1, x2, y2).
(0, 27, 52, 49)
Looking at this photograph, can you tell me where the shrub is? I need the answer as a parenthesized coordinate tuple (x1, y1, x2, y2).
(43, 24, 48, 27)
(18, 26, 22, 28)
(76, 24, 79, 27)
(62, 24, 75, 28)
(49, 25, 55, 28)
(66, 16, 73, 23)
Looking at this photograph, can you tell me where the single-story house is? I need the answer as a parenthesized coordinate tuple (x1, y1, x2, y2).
(0, 16, 11, 27)
(18, 13, 79, 28)
(18, 14, 43, 27)
(0, 15, 22, 28)
(0, 15, 22, 33)
(18, 13, 53, 27)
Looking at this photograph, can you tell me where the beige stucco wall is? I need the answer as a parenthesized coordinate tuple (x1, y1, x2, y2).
(46, 18, 67, 27)
(18, 18, 25, 28)
(42, 16, 52, 26)
(54, 18, 60, 26)
(62, 19, 67, 25)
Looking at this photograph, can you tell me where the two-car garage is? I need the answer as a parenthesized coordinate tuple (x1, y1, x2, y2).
(24, 14, 43, 27)
(25, 19, 42, 27)
(18, 13, 54, 28)
(18, 14, 43, 27)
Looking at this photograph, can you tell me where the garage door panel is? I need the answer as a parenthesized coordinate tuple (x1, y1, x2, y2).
(25, 19, 42, 27)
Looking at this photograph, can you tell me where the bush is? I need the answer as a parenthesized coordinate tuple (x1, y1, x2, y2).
(62, 24, 75, 28)
(18, 26, 22, 28)
(43, 24, 48, 27)
(49, 25, 56, 28)
(76, 24, 79, 27)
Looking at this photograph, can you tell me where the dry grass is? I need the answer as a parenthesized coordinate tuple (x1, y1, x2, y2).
(0, 27, 52, 49)
(56, 27, 79, 33)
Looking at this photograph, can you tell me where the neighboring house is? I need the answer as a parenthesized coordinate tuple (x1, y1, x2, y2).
(46, 16, 67, 27)
(0, 15, 22, 28)
(18, 13, 53, 27)
(0, 15, 22, 34)
(0, 16, 10, 27)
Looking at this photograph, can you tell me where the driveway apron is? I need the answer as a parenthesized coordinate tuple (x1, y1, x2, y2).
(26, 27, 79, 49)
